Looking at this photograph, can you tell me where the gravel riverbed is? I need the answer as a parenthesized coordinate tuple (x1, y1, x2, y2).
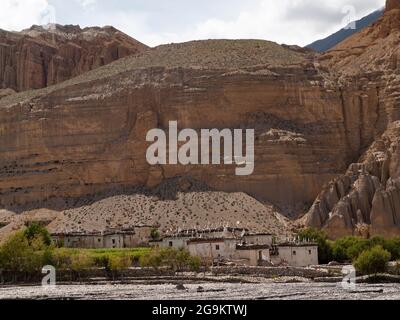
(1, 282, 399, 300)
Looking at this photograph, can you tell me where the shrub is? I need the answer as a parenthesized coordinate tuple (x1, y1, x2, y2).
(139, 248, 164, 269)
(140, 248, 201, 271)
(94, 255, 110, 269)
(70, 252, 94, 272)
(108, 255, 132, 272)
(396, 261, 400, 275)
(51, 248, 73, 269)
(354, 246, 391, 275)
(188, 256, 201, 272)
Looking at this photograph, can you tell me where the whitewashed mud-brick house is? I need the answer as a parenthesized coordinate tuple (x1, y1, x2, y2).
(151, 227, 318, 267)
(187, 238, 238, 261)
(235, 244, 271, 266)
(271, 243, 319, 267)
(51, 225, 154, 249)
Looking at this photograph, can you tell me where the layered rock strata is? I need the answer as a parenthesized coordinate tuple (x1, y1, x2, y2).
(0, 24, 148, 92)
(303, 0, 400, 238)
(1, 0, 400, 237)
(0, 39, 383, 219)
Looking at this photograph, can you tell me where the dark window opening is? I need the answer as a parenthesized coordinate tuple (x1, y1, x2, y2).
(216, 245, 220, 250)
(169, 241, 173, 247)
(293, 251, 297, 255)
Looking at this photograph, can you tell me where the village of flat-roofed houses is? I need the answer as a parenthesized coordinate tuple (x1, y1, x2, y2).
(50, 225, 318, 267)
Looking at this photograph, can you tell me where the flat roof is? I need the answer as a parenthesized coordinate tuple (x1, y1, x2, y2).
(236, 244, 271, 250)
(163, 235, 194, 240)
(51, 230, 137, 237)
(149, 239, 163, 243)
(197, 227, 249, 233)
(244, 233, 274, 236)
(278, 242, 318, 248)
(133, 225, 155, 228)
(187, 238, 236, 244)
(169, 227, 249, 238)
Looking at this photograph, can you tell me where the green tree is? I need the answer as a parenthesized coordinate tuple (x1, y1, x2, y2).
(298, 228, 333, 264)
(354, 246, 391, 275)
(24, 223, 52, 246)
(369, 236, 386, 247)
(151, 228, 161, 241)
(0, 232, 50, 273)
(382, 238, 400, 260)
(346, 239, 370, 261)
(332, 237, 368, 262)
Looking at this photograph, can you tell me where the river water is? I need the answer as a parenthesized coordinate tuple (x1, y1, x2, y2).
(1, 282, 399, 300)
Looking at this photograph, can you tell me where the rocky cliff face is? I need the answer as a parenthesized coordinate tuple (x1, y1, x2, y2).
(386, 0, 400, 11)
(303, 1, 400, 238)
(0, 24, 148, 92)
(0, 39, 383, 221)
(1, 1, 400, 238)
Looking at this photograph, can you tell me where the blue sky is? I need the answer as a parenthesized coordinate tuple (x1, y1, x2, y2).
(0, 0, 386, 47)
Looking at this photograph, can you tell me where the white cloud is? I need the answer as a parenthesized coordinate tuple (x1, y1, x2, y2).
(137, 0, 386, 47)
(0, 0, 386, 46)
(75, 0, 97, 9)
(0, 0, 52, 31)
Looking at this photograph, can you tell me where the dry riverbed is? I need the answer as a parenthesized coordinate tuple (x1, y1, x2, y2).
(1, 281, 400, 300)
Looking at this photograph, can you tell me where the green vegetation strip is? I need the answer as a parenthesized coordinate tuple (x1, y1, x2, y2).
(0, 224, 200, 279)
(299, 228, 400, 275)
(1, 224, 399, 279)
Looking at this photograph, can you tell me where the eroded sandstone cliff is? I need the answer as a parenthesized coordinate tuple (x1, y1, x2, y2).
(1, 1, 400, 237)
(0, 24, 148, 92)
(0, 39, 382, 220)
(303, 1, 400, 238)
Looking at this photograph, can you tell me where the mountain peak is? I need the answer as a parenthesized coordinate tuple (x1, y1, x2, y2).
(306, 9, 383, 52)
(0, 24, 148, 92)
(386, 0, 400, 11)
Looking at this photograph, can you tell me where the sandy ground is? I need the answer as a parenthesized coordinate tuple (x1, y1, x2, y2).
(48, 190, 290, 235)
(0, 180, 292, 241)
(0, 282, 399, 300)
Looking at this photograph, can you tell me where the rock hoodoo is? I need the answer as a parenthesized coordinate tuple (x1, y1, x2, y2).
(303, 2, 400, 238)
